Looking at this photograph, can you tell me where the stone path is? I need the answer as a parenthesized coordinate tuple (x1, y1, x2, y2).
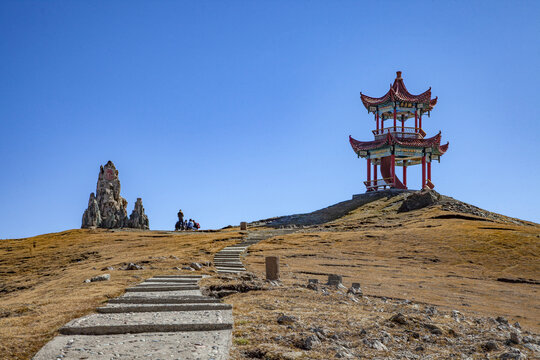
(34, 229, 296, 359)
(213, 229, 296, 274)
(33, 275, 233, 360)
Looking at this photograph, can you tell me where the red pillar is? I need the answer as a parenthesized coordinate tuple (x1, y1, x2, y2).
(403, 162, 407, 188)
(419, 114, 422, 130)
(391, 154, 396, 186)
(373, 163, 378, 186)
(381, 117, 384, 133)
(422, 155, 426, 189)
(376, 112, 379, 134)
(414, 109, 418, 131)
(393, 106, 397, 131)
(427, 160, 431, 181)
(367, 158, 371, 186)
(401, 114, 405, 133)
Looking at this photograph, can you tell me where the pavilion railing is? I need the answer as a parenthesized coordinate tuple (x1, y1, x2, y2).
(364, 177, 394, 191)
(372, 127, 426, 140)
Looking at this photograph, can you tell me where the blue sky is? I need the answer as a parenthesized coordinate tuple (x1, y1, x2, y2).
(1, 1, 539, 239)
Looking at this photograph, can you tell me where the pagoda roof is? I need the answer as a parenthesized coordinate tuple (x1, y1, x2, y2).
(349, 132, 449, 155)
(360, 71, 437, 112)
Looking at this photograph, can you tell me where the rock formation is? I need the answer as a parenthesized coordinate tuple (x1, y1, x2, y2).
(82, 161, 149, 229)
(81, 193, 101, 228)
(128, 198, 149, 230)
(398, 189, 441, 212)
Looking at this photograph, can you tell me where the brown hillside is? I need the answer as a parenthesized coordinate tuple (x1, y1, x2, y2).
(0, 191, 538, 359)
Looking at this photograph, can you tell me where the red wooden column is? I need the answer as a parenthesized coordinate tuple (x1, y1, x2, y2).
(401, 114, 405, 133)
(421, 155, 426, 189)
(419, 114, 422, 130)
(393, 105, 397, 131)
(427, 160, 432, 182)
(414, 108, 418, 131)
(376, 112, 380, 134)
(391, 153, 396, 186)
(403, 161, 407, 188)
(373, 163, 378, 186)
(367, 158, 371, 188)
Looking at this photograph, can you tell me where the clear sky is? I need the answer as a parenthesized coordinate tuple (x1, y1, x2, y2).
(1, 1, 539, 239)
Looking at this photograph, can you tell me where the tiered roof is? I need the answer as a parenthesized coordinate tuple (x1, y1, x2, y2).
(349, 132, 449, 155)
(360, 71, 437, 113)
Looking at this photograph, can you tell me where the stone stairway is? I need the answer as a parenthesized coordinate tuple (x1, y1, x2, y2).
(33, 275, 233, 360)
(213, 229, 296, 274)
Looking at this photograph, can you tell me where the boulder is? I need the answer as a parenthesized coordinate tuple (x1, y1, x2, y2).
(398, 189, 441, 212)
(128, 198, 149, 230)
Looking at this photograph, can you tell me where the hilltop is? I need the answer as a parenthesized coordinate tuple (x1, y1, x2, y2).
(0, 191, 538, 359)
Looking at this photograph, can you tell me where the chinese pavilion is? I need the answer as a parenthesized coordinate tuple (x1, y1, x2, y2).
(349, 71, 449, 191)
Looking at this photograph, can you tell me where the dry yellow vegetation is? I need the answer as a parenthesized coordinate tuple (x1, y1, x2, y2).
(0, 229, 242, 360)
(0, 192, 538, 359)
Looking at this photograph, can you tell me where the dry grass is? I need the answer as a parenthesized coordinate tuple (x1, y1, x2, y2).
(1, 193, 538, 359)
(241, 198, 539, 329)
(0, 228, 242, 360)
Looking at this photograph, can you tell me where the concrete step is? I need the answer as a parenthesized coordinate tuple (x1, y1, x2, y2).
(146, 278, 201, 283)
(33, 330, 232, 360)
(108, 296, 221, 305)
(121, 290, 203, 298)
(136, 282, 198, 286)
(97, 303, 232, 313)
(59, 310, 233, 335)
(152, 275, 203, 279)
(126, 286, 199, 292)
(213, 264, 245, 268)
(215, 268, 246, 272)
(217, 269, 244, 274)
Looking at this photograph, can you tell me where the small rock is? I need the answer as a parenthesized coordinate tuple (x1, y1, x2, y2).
(297, 335, 320, 350)
(190, 262, 202, 270)
(347, 283, 362, 296)
(124, 263, 143, 270)
(334, 345, 354, 358)
(182, 266, 194, 271)
(425, 306, 437, 316)
(522, 335, 535, 344)
(363, 339, 387, 351)
(482, 340, 499, 352)
(90, 274, 110, 282)
(83, 279, 91, 283)
(307, 279, 319, 291)
(423, 323, 443, 335)
(509, 332, 521, 344)
(101, 266, 114, 271)
(496, 316, 509, 325)
(499, 348, 527, 359)
(390, 313, 408, 325)
(277, 314, 297, 325)
(451, 310, 461, 322)
(523, 343, 540, 353)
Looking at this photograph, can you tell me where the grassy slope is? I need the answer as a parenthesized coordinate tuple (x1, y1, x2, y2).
(0, 229, 242, 360)
(244, 194, 539, 328)
(0, 193, 538, 359)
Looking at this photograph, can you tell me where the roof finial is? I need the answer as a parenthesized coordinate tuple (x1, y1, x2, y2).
(396, 71, 402, 79)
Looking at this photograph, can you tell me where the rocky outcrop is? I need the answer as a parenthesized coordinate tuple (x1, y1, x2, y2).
(81, 193, 101, 228)
(398, 189, 441, 212)
(82, 161, 149, 229)
(95, 161, 128, 228)
(128, 198, 149, 230)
